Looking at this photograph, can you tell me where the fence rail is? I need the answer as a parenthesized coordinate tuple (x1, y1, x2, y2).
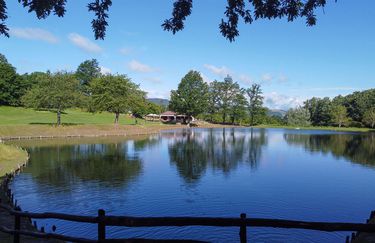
(1, 202, 375, 243)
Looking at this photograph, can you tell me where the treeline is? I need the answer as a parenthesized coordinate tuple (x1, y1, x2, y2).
(0, 54, 165, 125)
(286, 90, 375, 128)
(169, 70, 277, 126)
(169, 70, 374, 128)
(1, 53, 374, 128)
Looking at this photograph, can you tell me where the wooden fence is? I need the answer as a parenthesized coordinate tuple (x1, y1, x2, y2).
(1, 172, 375, 242)
(1, 200, 375, 243)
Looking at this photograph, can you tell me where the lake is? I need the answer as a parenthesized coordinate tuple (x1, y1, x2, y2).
(9, 128, 375, 242)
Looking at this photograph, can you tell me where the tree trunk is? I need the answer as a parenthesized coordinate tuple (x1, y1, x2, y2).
(114, 112, 119, 124)
(57, 109, 61, 126)
(339, 122, 342, 128)
(372, 121, 375, 129)
(222, 112, 226, 124)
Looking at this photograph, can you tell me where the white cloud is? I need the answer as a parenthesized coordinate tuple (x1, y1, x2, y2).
(119, 48, 132, 55)
(264, 92, 304, 110)
(68, 33, 102, 53)
(100, 66, 111, 74)
(10, 27, 59, 43)
(144, 77, 162, 84)
(238, 74, 253, 85)
(204, 64, 231, 77)
(128, 60, 157, 73)
(261, 73, 273, 82)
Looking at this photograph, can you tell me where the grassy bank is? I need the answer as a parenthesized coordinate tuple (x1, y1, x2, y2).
(0, 143, 28, 177)
(0, 106, 150, 125)
(0, 106, 373, 139)
(0, 124, 185, 139)
(256, 124, 373, 132)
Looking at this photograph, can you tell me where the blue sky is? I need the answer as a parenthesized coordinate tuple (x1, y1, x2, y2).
(0, 0, 374, 110)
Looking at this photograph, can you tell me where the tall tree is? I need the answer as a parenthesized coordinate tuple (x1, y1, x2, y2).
(286, 106, 311, 127)
(1, 1, 331, 41)
(331, 105, 349, 128)
(304, 97, 332, 126)
(90, 74, 146, 124)
(246, 83, 264, 126)
(0, 54, 26, 106)
(214, 75, 243, 123)
(0, 53, 7, 63)
(363, 108, 375, 128)
(76, 59, 101, 94)
(169, 70, 209, 118)
(22, 72, 81, 125)
(229, 91, 248, 125)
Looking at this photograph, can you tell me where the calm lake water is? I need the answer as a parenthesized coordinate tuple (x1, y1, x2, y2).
(9, 128, 375, 242)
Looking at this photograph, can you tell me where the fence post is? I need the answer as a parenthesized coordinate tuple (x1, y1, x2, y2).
(14, 206, 21, 243)
(240, 213, 247, 243)
(98, 209, 106, 242)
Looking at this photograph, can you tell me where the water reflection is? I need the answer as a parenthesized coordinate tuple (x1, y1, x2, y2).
(283, 131, 375, 166)
(168, 128, 267, 183)
(8, 129, 375, 242)
(23, 142, 142, 188)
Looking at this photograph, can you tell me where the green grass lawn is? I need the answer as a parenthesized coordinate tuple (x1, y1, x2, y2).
(0, 143, 28, 177)
(0, 106, 156, 125)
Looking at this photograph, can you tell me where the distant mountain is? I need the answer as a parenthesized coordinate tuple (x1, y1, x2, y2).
(147, 98, 169, 107)
(268, 109, 287, 118)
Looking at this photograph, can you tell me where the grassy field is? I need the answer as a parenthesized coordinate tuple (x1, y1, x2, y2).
(0, 106, 149, 125)
(0, 106, 373, 139)
(0, 143, 28, 177)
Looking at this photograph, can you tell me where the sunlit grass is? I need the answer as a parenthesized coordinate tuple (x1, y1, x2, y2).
(0, 143, 28, 177)
(0, 106, 151, 125)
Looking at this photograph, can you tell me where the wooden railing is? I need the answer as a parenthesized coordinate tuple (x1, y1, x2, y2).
(1, 201, 375, 243)
(1, 172, 375, 242)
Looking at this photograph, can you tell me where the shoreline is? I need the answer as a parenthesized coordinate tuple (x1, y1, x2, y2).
(0, 143, 29, 177)
(0, 123, 242, 141)
(0, 123, 373, 142)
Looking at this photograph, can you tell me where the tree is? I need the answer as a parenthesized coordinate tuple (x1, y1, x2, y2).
(331, 105, 349, 128)
(0, 55, 26, 106)
(1, 1, 330, 41)
(206, 81, 221, 122)
(90, 74, 146, 124)
(169, 70, 209, 118)
(229, 91, 248, 125)
(246, 83, 264, 126)
(22, 72, 81, 125)
(22, 71, 49, 89)
(285, 106, 311, 127)
(76, 59, 101, 94)
(304, 97, 332, 126)
(363, 108, 375, 128)
(0, 53, 7, 63)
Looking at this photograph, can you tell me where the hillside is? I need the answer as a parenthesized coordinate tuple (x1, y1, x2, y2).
(268, 109, 287, 118)
(147, 98, 169, 107)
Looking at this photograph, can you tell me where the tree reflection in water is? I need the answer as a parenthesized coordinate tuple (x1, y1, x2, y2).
(23, 142, 143, 188)
(168, 128, 268, 183)
(283, 132, 375, 166)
